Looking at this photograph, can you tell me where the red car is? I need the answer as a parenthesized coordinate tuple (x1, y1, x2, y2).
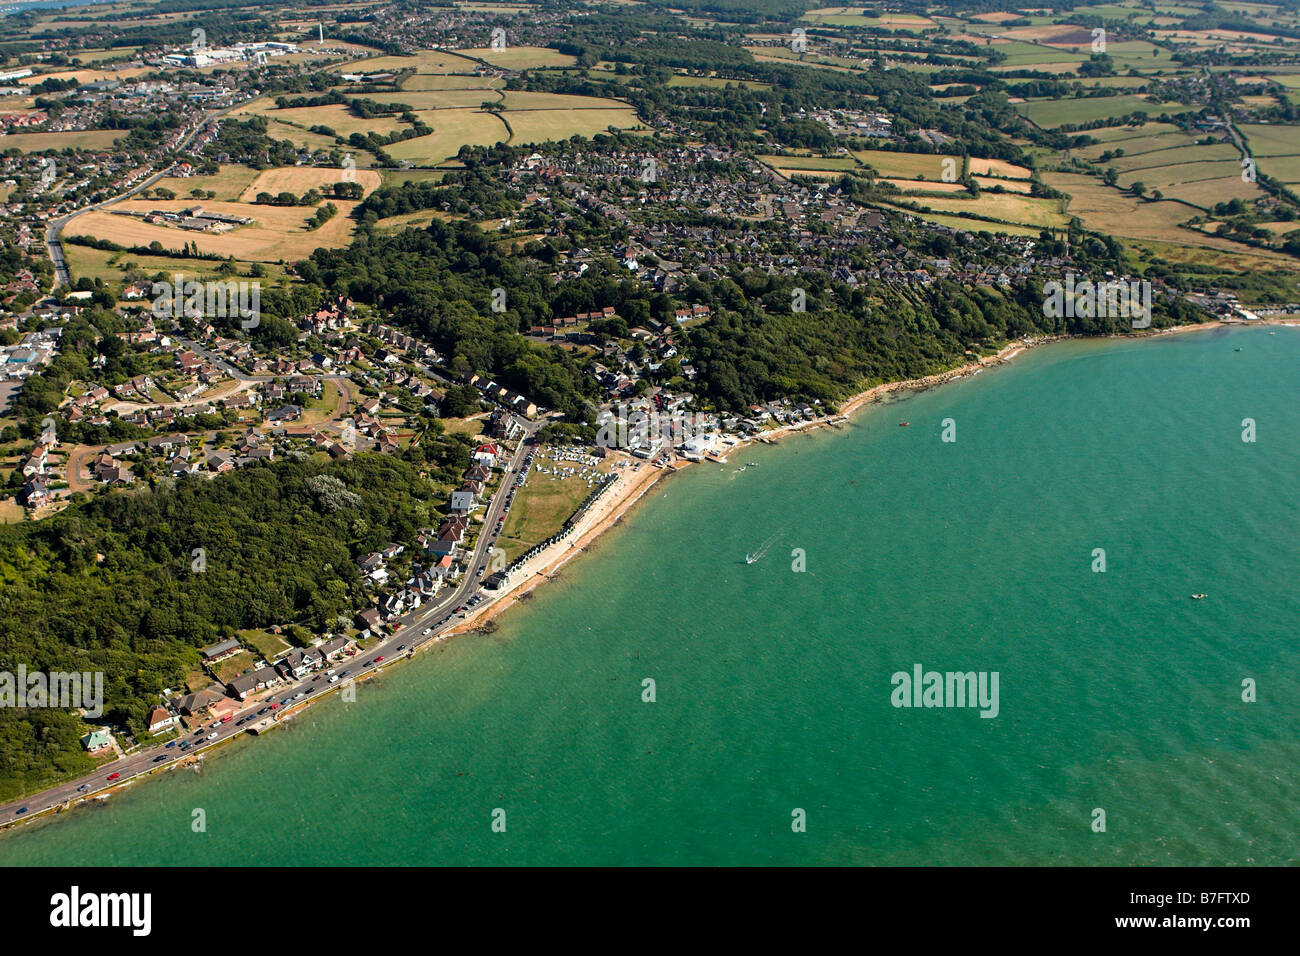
(220, 715, 233, 723)
(106, 772, 120, 781)
(269, 702, 279, 710)
(374, 655, 385, 663)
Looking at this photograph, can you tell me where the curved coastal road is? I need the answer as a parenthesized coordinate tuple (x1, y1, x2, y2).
(0, 416, 540, 826)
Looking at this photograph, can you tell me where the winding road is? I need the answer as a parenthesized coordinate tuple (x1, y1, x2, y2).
(0, 414, 541, 827)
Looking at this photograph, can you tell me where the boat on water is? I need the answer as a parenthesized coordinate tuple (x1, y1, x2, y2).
(1191, 593, 1208, 600)
(746, 461, 759, 467)
(745, 553, 756, 565)
(898, 421, 909, 427)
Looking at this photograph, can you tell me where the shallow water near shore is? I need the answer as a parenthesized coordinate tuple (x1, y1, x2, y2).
(3, 326, 1298, 865)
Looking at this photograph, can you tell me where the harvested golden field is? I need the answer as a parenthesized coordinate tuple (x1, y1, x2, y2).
(968, 157, 1032, 179)
(883, 178, 968, 193)
(974, 176, 1032, 193)
(66, 199, 363, 262)
(329, 51, 479, 74)
(889, 208, 1045, 237)
(1156, 174, 1262, 208)
(0, 129, 122, 152)
(505, 107, 643, 144)
(401, 73, 503, 91)
(234, 101, 408, 138)
(385, 109, 508, 163)
(499, 91, 631, 111)
(778, 167, 843, 179)
(1001, 24, 1092, 43)
(853, 149, 955, 179)
(19, 67, 149, 85)
(1042, 170, 1293, 265)
(462, 45, 576, 69)
(238, 166, 381, 201)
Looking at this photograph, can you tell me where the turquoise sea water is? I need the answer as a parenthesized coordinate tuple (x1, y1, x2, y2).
(3, 326, 1298, 865)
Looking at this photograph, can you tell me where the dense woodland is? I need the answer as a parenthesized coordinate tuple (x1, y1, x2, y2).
(0, 452, 475, 801)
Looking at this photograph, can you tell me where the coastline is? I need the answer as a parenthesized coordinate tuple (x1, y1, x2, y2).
(2, 317, 1288, 825)
(444, 316, 1300, 636)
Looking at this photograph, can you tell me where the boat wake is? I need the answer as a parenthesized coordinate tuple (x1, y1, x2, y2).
(745, 525, 788, 565)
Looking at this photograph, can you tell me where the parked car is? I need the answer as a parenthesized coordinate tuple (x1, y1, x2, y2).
(205, 732, 218, 740)
(165, 741, 176, 748)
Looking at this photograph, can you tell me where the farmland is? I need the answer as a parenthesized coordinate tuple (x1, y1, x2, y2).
(0, 130, 122, 152)
(1016, 95, 1196, 129)
(66, 199, 364, 262)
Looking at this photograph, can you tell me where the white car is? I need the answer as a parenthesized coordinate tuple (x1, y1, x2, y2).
(422, 627, 432, 636)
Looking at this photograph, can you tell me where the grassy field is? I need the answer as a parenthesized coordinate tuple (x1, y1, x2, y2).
(506, 107, 643, 145)
(374, 210, 453, 233)
(893, 192, 1069, 228)
(1017, 94, 1194, 128)
(853, 149, 958, 180)
(666, 74, 771, 89)
(153, 164, 262, 202)
(0, 129, 122, 152)
(757, 154, 858, 171)
(497, 448, 614, 563)
(380, 168, 447, 186)
(1240, 123, 1300, 182)
(1043, 170, 1295, 267)
(233, 100, 408, 138)
(0, 499, 24, 524)
(331, 50, 479, 74)
(401, 73, 503, 91)
(259, 118, 345, 155)
(62, 243, 291, 286)
(373, 88, 502, 109)
(385, 109, 509, 164)
(237, 628, 290, 661)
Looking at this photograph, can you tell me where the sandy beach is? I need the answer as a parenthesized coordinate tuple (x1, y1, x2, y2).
(440, 317, 1300, 639)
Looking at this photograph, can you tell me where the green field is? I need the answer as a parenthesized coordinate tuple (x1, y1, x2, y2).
(1240, 123, 1300, 182)
(757, 154, 858, 171)
(62, 243, 290, 289)
(153, 164, 261, 202)
(1017, 94, 1195, 128)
